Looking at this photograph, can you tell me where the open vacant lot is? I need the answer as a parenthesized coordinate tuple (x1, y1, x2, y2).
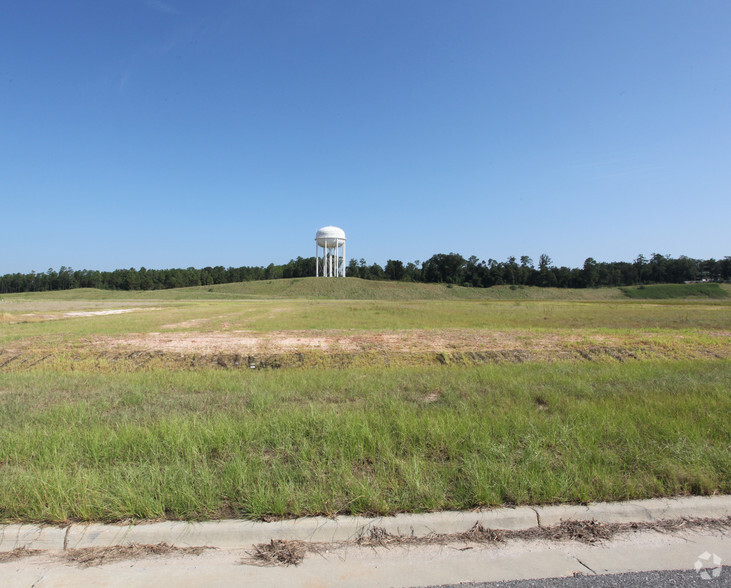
(0, 279, 729, 522)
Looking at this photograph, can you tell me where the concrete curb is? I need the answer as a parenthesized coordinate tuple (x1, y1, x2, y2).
(1, 495, 729, 553)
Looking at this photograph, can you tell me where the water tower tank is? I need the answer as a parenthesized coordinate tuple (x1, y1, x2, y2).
(316, 226, 346, 249)
(314, 226, 347, 277)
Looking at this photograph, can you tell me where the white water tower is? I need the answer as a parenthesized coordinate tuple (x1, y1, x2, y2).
(315, 226, 346, 277)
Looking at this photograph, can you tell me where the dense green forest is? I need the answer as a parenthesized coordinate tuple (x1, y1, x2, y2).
(1, 253, 729, 294)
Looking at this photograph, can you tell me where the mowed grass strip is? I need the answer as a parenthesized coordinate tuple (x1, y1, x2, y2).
(620, 283, 730, 299)
(0, 360, 728, 523)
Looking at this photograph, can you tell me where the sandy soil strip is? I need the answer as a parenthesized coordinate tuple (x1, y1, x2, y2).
(63, 308, 157, 317)
(95, 329, 731, 356)
(18, 308, 161, 321)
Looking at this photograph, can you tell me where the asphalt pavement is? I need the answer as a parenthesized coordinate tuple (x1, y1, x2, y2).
(426, 567, 731, 587)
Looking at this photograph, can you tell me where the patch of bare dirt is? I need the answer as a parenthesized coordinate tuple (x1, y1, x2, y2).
(3, 328, 728, 371)
(11, 308, 161, 323)
(84, 328, 730, 368)
(63, 308, 157, 318)
(160, 318, 214, 329)
(98, 328, 724, 355)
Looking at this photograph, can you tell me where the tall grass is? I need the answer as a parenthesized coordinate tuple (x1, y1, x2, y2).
(0, 361, 728, 523)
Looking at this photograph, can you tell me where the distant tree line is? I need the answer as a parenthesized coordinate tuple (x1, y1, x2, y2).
(0, 253, 728, 294)
(346, 253, 730, 288)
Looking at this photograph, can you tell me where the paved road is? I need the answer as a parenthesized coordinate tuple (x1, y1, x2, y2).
(427, 566, 731, 587)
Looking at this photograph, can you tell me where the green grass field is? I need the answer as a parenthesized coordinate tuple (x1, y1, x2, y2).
(0, 280, 729, 523)
(0, 362, 728, 522)
(620, 283, 729, 299)
(1, 277, 631, 301)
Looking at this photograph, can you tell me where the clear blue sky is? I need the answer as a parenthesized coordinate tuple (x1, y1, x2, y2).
(2, 0, 729, 274)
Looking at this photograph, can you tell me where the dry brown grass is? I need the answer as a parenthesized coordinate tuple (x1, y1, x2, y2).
(2, 518, 728, 567)
(245, 539, 306, 566)
(63, 542, 210, 567)
(245, 516, 731, 566)
(0, 547, 42, 562)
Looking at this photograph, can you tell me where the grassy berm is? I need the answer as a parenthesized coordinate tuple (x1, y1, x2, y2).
(0, 280, 729, 523)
